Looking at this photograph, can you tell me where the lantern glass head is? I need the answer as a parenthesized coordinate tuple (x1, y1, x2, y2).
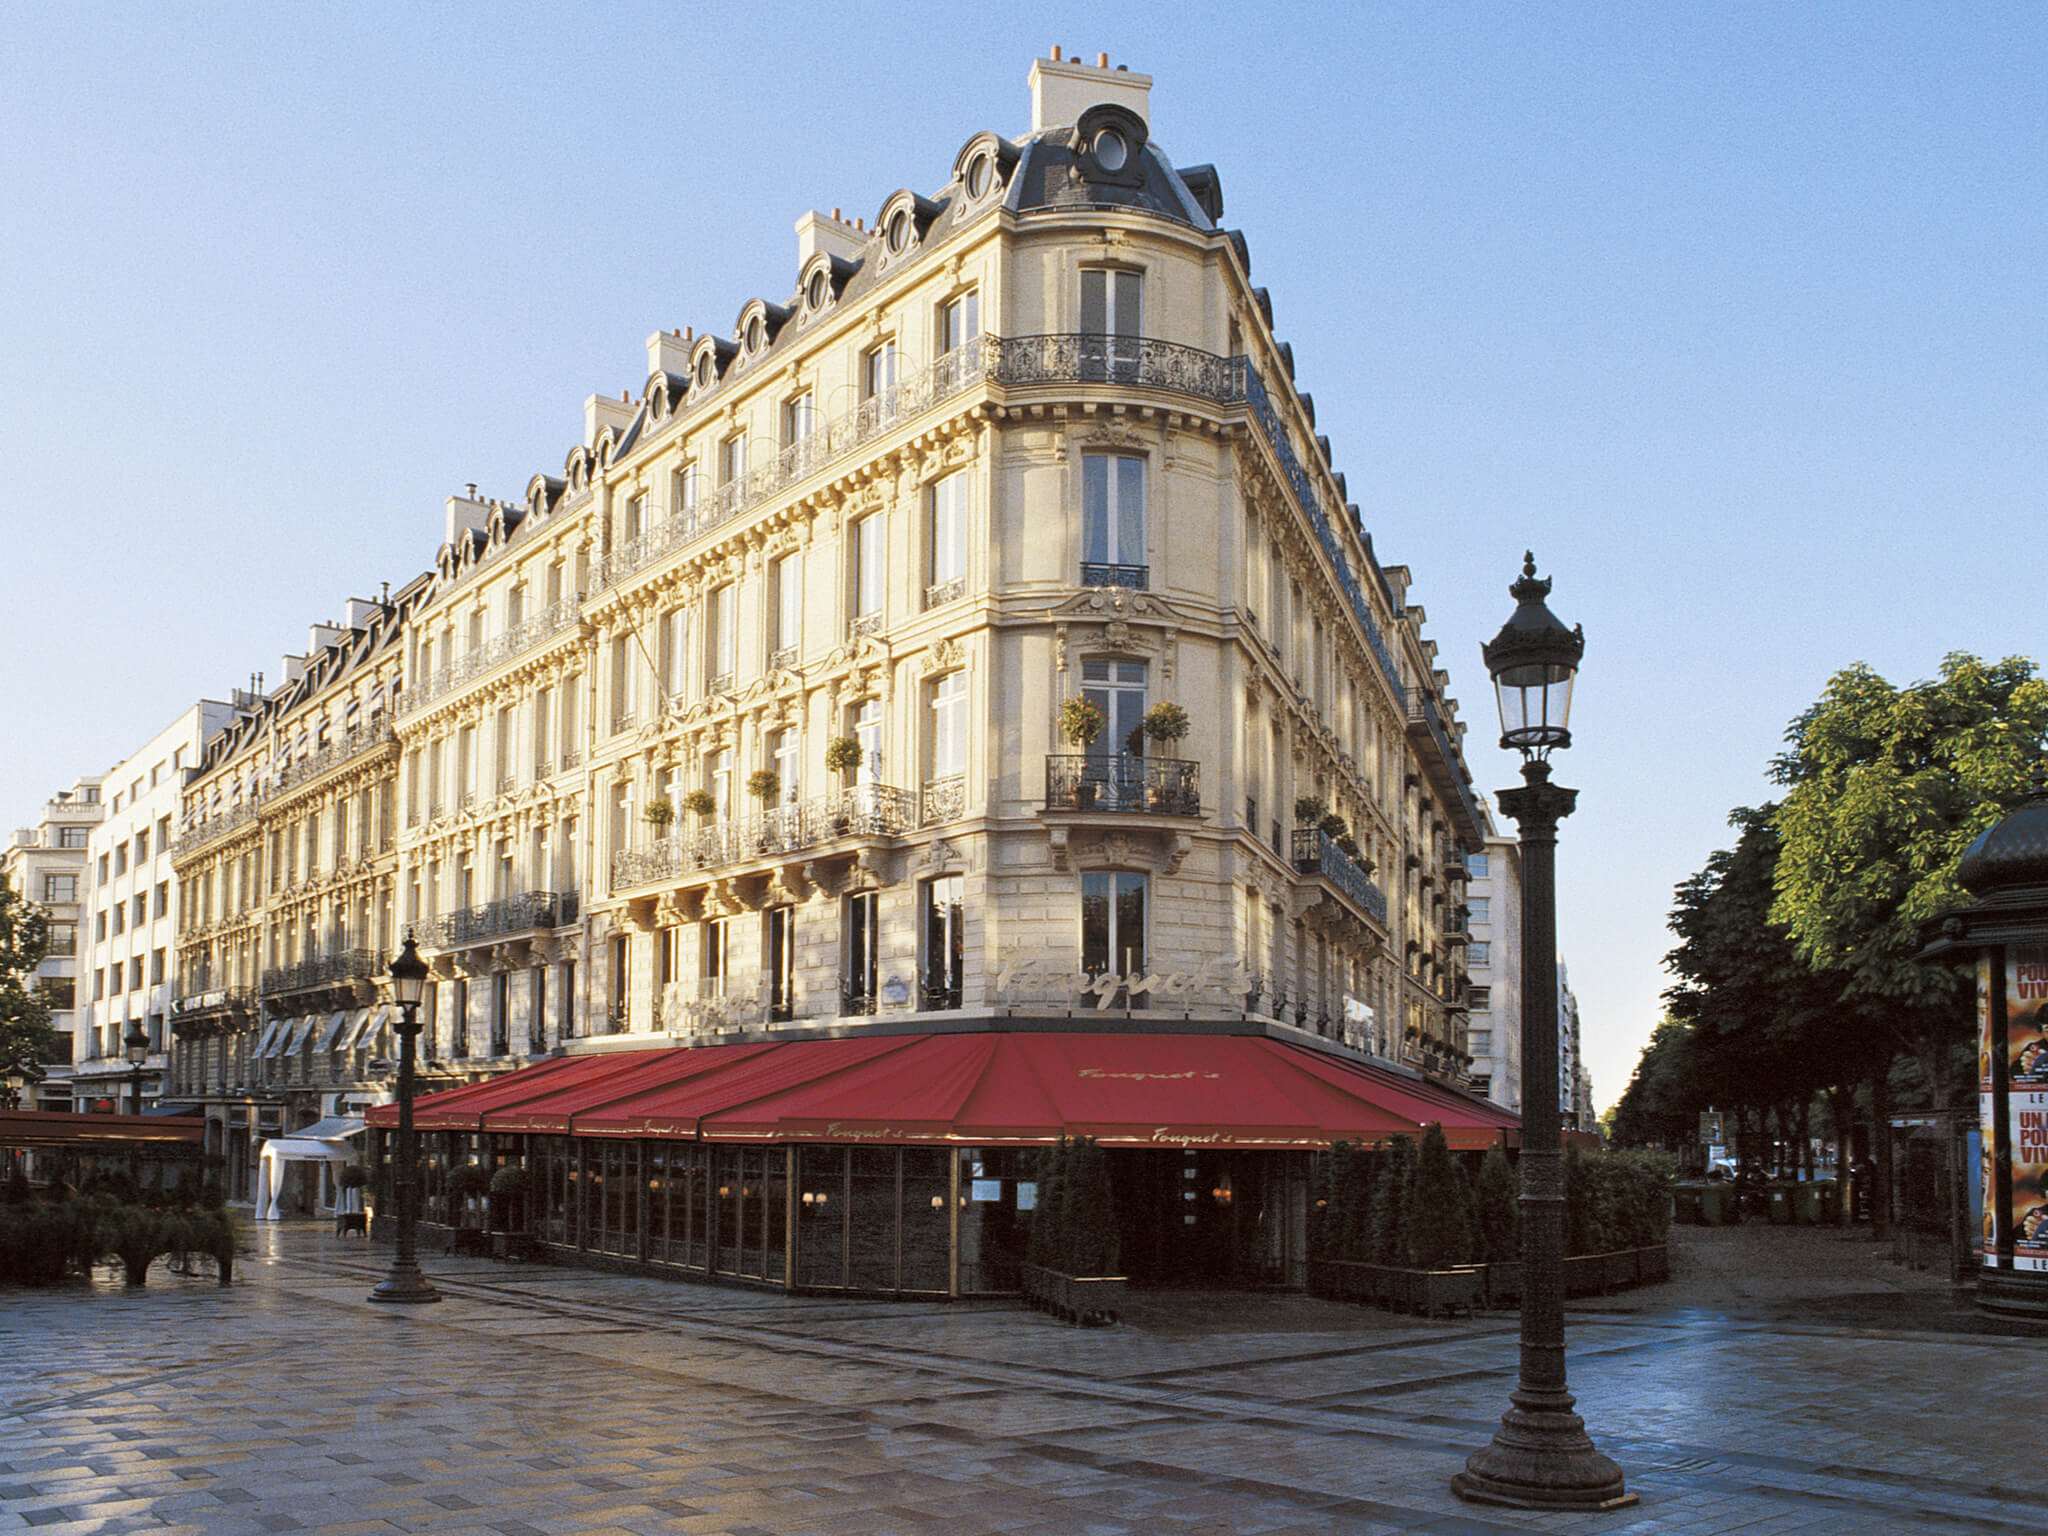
(387, 935, 429, 1009)
(1481, 552, 1585, 759)
(123, 1022, 151, 1065)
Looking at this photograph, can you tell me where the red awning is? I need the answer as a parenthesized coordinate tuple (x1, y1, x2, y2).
(0, 1109, 206, 1149)
(379, 1033, 1517, 1151)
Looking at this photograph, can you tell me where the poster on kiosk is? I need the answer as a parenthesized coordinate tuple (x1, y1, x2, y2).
(2007, 947, 2048, 1272)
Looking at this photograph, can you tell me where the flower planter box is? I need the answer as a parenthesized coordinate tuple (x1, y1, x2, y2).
(1562, 1253, 1609, 1298)
(447, 1227, 491, 1257)
(1636, 1243, 1670, 1283)
(1020, 1261, 1126, 1326)
(1604, 1249, 1641, 1290)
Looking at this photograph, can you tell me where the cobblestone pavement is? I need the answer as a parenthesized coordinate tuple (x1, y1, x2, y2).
(3, 1223, 2040, 1535)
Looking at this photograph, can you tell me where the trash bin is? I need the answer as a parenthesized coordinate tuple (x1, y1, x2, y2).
(1672, 1184, 1705, 1226)
(1815, 1181, 1840, 1223)
(1699, 1183, 1737, 1226)
(1791, 1183, 1824, 1225)
(1762, 1183, 1794, 1224)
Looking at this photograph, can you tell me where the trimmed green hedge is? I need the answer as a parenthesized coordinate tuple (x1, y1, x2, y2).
(0, 1198, 243, 1288)
(1027, 1136, 1119, 1277)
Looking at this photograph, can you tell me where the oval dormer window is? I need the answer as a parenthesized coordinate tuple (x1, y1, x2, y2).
(887, 208, 911, 253)
(965, 154, 992, 200)
(806, 269, 829, 309)
(696, 355, 713, 388)
(1093, 129, 1129, 173)
(746, 314, 766, 352)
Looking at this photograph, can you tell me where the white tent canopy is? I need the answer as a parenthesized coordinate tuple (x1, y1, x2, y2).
(253, 1116, 366, 1220)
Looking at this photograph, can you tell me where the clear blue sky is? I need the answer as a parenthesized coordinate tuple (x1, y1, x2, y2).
(3, 4, 2041, 1108)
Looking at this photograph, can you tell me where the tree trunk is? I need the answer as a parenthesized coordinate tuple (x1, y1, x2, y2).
(1828, 1084, 1854, 1223)
(1870, 1066, 1894, 1240)
(1795, 1099, 1813, 1180)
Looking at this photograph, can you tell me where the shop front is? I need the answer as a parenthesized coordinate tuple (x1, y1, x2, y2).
(368, 1023, 1517, 1298)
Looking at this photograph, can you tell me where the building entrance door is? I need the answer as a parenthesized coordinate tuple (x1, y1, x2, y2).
(1111, 1150, 1309, 1288)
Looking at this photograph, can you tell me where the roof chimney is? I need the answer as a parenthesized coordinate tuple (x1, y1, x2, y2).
(647, 328, 691, 379)
(796, 209, 865, 268)
(1029, 51, 1151, 134)
(583, 392, 634, 447)
(343, 597, 380, 630)
(444, 490, 490, 549)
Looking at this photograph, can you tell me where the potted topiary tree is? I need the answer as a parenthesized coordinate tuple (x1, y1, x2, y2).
(745, 770, 780, 849)
(1140, 702, 1191, 810)
(446, 1162, 492, 1255)
(1021, 1135, 1125, 1324)
(1293, 795, 1328, 826)
(1406, 1123, 1482, 1316)
(488, 1164, 533, 1259)
(824, 735, 863, 779)
(680, 788, 716, 820)
(644, 797, 675, 833)
(1058, 697, 1107, 809)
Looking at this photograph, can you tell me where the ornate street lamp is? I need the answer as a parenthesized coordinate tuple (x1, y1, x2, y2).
(369, 934, 441, 1305)
(123, 1021, 152, 1117)
(1453, 554, 1632, 1511)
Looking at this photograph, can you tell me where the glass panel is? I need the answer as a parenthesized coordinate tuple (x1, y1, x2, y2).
(739, 1148, 764, 1279)
(762, 1149, 788, 1283)
(680, 1145, 709, 1270)
(1082, 456, 1109, 564)
(957, 1148, 1033, 1294)
(797, 1145, 846, 1288)
(848, 1146, 899, 1292)
(715, 1147, 744, 1273)
(900, 1148, 951, 1294)
(1115, 457, 1144, 565)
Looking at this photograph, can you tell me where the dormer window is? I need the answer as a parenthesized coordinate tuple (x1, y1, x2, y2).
(887, 209, 911, 252)
(965, 154, 992, 200)
(1092, 128, 1129, 173)
(695, 355, 713, 388)
(806, 268, 829, 309)
(745, 313, 766, 352)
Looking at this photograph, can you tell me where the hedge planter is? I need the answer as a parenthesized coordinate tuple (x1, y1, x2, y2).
(1483, 1260, 1523, 1308)
(1314, 1246, 1667, 1314)
(1020, 1261, 1126, 1326)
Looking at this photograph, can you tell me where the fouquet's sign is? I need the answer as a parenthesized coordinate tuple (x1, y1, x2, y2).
(991, 951, 1258, 1012)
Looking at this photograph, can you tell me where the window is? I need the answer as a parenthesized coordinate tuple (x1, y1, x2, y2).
(42, 874, 77, 902)
(1081, 659, 1148, 759)
(707, 585, 736, 689)
(861, 341, 897, 401)
(927, 472, 966, 601)
(95, 910, 107, 942)
(136, 828, 152, 860)
(718, 433, 747, 487)
(1468, 897, 1490, 925)
(657, 607, 687, 697)
(1468, 852, 1491, 879)
(624, 493, 646, 544)
(151, 949, 165, 984)
(707, 748, 734, 821)
(771, 730, 800, 806)
(533, 686, 554, 775)
(1469, 985, 1491, 1011)
(771, 553, 801, 662)
(47, 923, 76, 957)
(113, 846, 127, 877)
(781, 391, 815, 447)
(852, 516, 884, 623)
(673, 462, 700, 519)
(111, 904, 125, 937)
(852, 699, 882, 785)
(929, 672, 968, 780)
(57, 825, 86, 848)
(1081, 453, 1145, 584)
(1469, 942, 1491, 968)
(1080, 268, 1142, 377)
(132, 893, 147, 926)
(155, 882, 169, 918)
(130, 957, 144, 991)
(939, 291, 979, 353)
(702, 918, 728, 997)
(765, 906, 795, 1021)
(1081, 872, 1148, 1005)
(844, 892, 879, 1013)
(921, 876, 964, 1011)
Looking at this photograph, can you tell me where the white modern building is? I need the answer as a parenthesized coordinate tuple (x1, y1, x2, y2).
(1464, 817, 1522, 1112)
(72, 704, 235, 1113)
(2, 778, 103, 1108)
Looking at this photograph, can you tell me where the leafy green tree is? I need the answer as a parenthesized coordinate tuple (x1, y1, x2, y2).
(0, 883, 54, 1105)
(1370, 1135, 1414, 1265)
(1771, 654, 2048, 1224)
(1406, 1124, 1473, 1268)
(1473, 1145, 1520, 1264)
(1609, 1016, 1704, 1151)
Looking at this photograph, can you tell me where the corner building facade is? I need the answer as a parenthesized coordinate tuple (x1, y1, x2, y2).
(207, 55, 1505, 1275)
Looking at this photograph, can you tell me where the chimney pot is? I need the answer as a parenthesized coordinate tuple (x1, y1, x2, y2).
(1051, 43, 1061, 61)
(1097, 51, 1108, 67)
(466, 482, 477, 498)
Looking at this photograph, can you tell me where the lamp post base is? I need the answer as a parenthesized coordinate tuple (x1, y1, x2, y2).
(1452, 1389, 1636, 1511)
(368, 1262, 443, 1306)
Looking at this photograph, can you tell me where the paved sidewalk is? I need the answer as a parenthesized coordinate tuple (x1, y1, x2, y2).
(1, 1224, 2036, 1535)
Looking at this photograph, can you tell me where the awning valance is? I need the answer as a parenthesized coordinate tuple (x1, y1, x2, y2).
(370, 1033, 1517, 1151)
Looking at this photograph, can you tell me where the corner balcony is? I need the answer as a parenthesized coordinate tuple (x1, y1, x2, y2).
(1291, 827, 1389, 929)
(1040, 754, 1201, 875)
(611, 786, 913, 899)
(1044, 754, 1199, 816)
(1404, 689, 1487, 853)
(169, 986, 257, 1034)
(417, 891, 580, 969)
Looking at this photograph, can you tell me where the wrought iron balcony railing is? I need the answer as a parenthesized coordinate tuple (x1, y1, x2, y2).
(404, 598, 583, 716)
(269, 721, 397, 802)
(171, 798, 262, 857)
(1080, 562, 1148, 591)
(261, 948, 380, 998)
(990, 333, 1239, 399)
(612, 785, 913, 891)
(600, 339, 996, 590)
(1405, 689, 1486, 851)
(1291, 827, 1390, 926)
(923, 577, 966, 609)
(417, 890, 579, 949)
(1044, 754, 1200, 816)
